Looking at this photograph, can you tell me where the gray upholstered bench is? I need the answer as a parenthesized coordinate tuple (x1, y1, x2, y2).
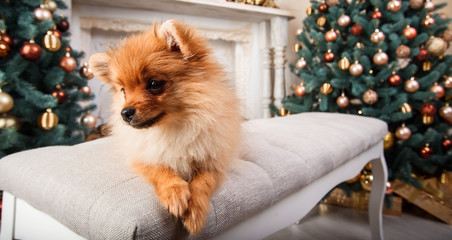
(0, 112, 388, 240)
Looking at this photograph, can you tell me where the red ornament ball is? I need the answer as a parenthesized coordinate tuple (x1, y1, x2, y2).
(388, 74, 402, 86)
(430, 85, 445, 99)
(20, 41, 42, 61)
(0, 33, 13, 48)
(57, 19, 70, 32)
(419, 145, 433, 159)
(323, 51, 335, 62)
(370, 10, 383, 19)
(351, 24, 364, 36)
(0, 41, 10, 58)
(443, 138, 452, 151)
(51, 29, 62, 39)
(416, 49, 429, 61)
(79, 86, 91, 95)
(295, 84, 306, 97)
(420, 103, 437, 116)
(403, 26, 417, 40)
(318, 3, 328, 13)
(325, 30, 338, 42)
(51, 88, 68, 104)
(59, 55, 77, 72)
(386, 182, 394, 194)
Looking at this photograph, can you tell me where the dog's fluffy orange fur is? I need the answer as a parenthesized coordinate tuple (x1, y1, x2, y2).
(89, 20, 241, 235)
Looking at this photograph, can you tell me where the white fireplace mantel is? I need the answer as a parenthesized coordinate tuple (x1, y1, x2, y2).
(67, 0, 294, 122)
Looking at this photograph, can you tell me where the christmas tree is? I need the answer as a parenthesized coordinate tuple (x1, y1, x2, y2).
(281, 0, 452, 189)
(0, 0, 96, 158)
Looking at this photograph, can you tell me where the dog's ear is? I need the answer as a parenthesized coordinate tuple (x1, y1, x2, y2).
(158, 20, 194, 59)
(89, 53, 112, 83)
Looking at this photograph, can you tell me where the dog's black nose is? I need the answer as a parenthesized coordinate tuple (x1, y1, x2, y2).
(121, 107, 136, 123)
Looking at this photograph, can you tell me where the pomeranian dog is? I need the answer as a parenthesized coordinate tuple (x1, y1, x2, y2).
(89, 20, 241, 235)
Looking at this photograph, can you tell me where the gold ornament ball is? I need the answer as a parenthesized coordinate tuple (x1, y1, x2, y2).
(423, 61, 432, 72)
(404, 78, 419, 92)
(370, 30, 385, 44)
(81, 113, 97, 129)
(336, 94, 349, 108)
(424, 0, 435, 11)
(346, 172, 361, 184)
(396, 45, 411, 58)
(401, 103, 413, 113)
(422, 115, 434, 125)
(383, 131, 395, 150)
(444, 76, 452, 89)
(0, 91, 14, 113)
(362, 89, 378, 104)
(44, 0, 58, 12)
(42, 31, 61, 52)
(80, 63, 94, 79)
(439, 105, 452, 124)
(0, 114, 20, 130)
(442, 29, 452, 42)
(320, 83, 333, 95)
(293, 42, 302, 52)
(421, 15, 435, 28)
(395, 125, 411, 140)
(410, 0, 423, 9)
(296, 58, 307, 69)
(295, 84, 306, 97)
(306, 7, 313, 16)
(34, 7, 53, 22)
(38, 108, 58, 130)
(373, 51, 388, 65)
(387, 0, 401, 12)
(426, 37, 447, 57)
(295, 28, 303, 35)
(317, 16, 327, 27)
(338, 14, 351, 27)
(326, 0, 340, 6)
(279, 107, 290, 117)
(349, 62, 363, 76)
(360, 173, 373, 192)
(338, 57, 350, 70)
(59, 54, 77, 72)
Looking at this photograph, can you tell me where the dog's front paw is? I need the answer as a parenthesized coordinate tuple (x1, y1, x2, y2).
(183, 196, 209, 235)
(157, 181, 191, 218)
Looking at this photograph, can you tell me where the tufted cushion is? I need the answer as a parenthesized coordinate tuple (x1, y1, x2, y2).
(0, 112, 387, 239)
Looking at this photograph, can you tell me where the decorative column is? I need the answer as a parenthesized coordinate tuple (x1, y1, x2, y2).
(260, 21, 272, 118)
(270, 17, 288, 111)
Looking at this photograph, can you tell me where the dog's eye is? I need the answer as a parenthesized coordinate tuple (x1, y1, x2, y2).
(147, 80, 165, 94)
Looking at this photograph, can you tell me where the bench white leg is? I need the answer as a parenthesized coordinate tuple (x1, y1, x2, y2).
(0, 192, 16, 240)
(368, 145, 388, 240)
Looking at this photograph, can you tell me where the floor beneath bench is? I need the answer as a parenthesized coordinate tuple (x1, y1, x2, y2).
(266, 204, 452, 240)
